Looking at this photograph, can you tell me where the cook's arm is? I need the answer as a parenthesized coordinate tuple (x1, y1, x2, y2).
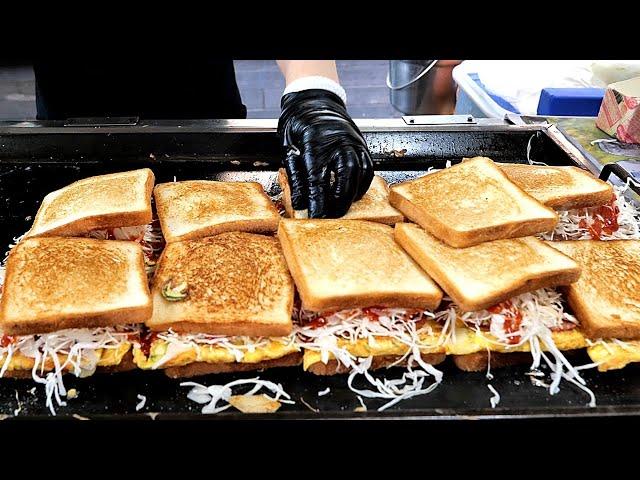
(276, 60, 373, 218)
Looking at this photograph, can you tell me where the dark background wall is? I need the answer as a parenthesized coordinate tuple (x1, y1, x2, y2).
(0, 60, 402, 120)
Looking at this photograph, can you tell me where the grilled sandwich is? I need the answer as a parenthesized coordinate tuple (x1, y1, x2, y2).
(395, 222, 581, 312)
(551, 240, 640, 372)
(498, 163, 614, 210)
(278, 218, 445, 375)
(134, 232, 301, 378)
(154, 180, 280, 243)
(389, 156, 558, 247)
(22, 168, 162, 275)
(394, 222, 587, 375)
(0, 237, 152, 414)
(26, 168, 155, 239)
(278, 169, 403, 224)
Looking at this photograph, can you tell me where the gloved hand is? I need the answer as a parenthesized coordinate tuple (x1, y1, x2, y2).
(278, 88, 374, 218)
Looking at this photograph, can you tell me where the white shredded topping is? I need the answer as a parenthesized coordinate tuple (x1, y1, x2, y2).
(14, 390, 22, 416)
(452, 288, 597, 406)
(486, 349, 494, 380)
(2, 233, 26, 264)
(487, 384, 500, 408)
(181, 377, 292, 414)
(146, 329, 297, 369)
(539, 184, 640, 241)
(317, 387, 330, 397)
(526, 135, 549, 166)
(612, 338, 636, 352)
(459, 288, 578, 347)
(295, 307, 445, 411)
(0, 265, 5, 302)
(136, 394, 147, 411)
(88, 225, 149, 242)
(0, 325, 139, 415)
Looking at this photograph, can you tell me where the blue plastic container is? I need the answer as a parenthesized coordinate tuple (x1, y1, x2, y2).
(453, 63, 606, 118)
(537, 88, 605, 116)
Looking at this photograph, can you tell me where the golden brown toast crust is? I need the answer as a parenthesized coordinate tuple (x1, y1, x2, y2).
(278, 169, 300, 219)
(154, 180, 280, 243)
(27, 168, 154, 238)
(452, 349, 582, 371)
(0, 237, 152, 335)
(550, 240, 640, 339)
(498, 163, 614, 210)
(163, 352, 303, 378)
(148, 320, 293, 337)
(306, 353, 446, 376)
(277, 219, 442, 312)
(389, 157, 558, 247)
(395, 223, 581, 312)
(452, 351, 533, 372)
(148, 232, 294, 336)
(278, 169, 404, 225)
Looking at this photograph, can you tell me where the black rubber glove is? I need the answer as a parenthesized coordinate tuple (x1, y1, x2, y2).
(278, 89, 374, 218)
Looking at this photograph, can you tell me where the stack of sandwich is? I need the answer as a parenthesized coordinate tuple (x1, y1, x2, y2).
(131, 179, 303, 378)
(0, 169, 157, 413)
(388, 156, 640, 403)
(1, 155, 639, 414)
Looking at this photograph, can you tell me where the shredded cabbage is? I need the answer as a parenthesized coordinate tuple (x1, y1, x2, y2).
(539, 184, 640, 241)
(136, 394, 147, 411)
(0, 326, 139, 415)
(146, 329, 297, 368)
(487, 384, 501, 408)
(295, 307, 446, 410)
(451, 288, 597, 406)
(181, 377, 293, 414)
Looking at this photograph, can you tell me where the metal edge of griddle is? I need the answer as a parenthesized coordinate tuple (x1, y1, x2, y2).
(3, 404, 640, 423)
(542, 123, 603, 175)
(0, 117, 545, 135)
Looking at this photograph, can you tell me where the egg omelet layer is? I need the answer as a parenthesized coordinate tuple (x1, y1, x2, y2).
(302, 319, 446, 370)
(446, 325, 587, 355)
(0, 343, 132, 374)
(587, 340, 640, 372)
(133, 336, 300, 370)
(302, 322, 588, 370)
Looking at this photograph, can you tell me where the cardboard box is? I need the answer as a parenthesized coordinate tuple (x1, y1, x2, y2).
(596, 76, 640, 144)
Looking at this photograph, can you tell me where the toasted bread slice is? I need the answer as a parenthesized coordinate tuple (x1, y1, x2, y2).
(395, 223, 581, 312)
(148, 232, 294, 336)
(163, 352, 303, 378)
(389, 157, 558, 247)
(550, 240, 640, 340)
(306, 353, 446, 376)
(278, 169, 404, 224)
(0, 237, 152, 335)
(154, 180, 280, 243)
(453, 349, 583, 372)
(26, 168, 154, 238)
(498, 163, 614, 210)
(452, 351, 533, 372)
(278, 219, 442, 312)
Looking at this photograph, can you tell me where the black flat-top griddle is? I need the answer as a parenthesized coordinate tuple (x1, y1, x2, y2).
(0, 116, 638, 422)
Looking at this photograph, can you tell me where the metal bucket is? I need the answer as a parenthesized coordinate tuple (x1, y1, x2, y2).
(388, 60, 458, 115)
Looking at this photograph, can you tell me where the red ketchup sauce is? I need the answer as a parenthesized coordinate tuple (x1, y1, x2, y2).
(139, 331, 158, 357)
(488, 301, 523, 344)
(579, 199, 620, 240)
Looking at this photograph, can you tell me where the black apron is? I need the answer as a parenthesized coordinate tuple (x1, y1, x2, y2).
(34, 57, 247, 120)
